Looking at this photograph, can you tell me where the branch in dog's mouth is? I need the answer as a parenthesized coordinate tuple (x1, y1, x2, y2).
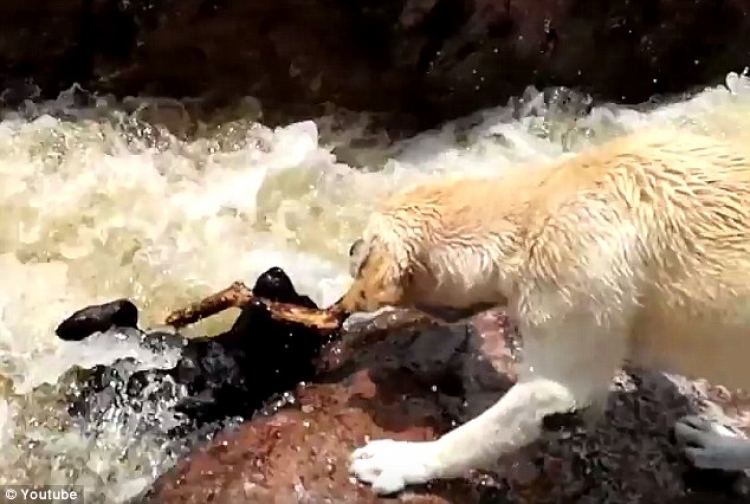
(164, 283, 496, 335)
(164, 281, 347, 332)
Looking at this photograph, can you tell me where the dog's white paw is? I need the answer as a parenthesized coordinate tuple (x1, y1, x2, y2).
(349, 439, 439, 495)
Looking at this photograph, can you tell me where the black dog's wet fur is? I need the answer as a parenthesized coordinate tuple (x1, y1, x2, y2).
(60, 267, 332, 435)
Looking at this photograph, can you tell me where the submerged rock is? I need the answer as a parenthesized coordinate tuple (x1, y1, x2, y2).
(4, 0, 750, 130)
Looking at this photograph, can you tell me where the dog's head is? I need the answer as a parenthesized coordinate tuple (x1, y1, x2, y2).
(333, 237, 412, 314)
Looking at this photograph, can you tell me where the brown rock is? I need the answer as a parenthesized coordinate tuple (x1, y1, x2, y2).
(142, 374, 482, 504)
(3, 0, 750, 130)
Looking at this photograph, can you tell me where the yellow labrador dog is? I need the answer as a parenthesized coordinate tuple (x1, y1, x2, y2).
(336, 128, 750, 494)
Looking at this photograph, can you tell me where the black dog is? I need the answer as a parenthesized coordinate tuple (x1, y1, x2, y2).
(57, 267, 332, 440)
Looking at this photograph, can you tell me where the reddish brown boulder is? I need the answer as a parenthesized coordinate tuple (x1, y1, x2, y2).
(143, 310, 750, 504)
(140, 374, 480, 504)
(3, 0, 750, 130)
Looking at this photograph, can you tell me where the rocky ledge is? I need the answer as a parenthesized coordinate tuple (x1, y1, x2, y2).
(57, 268, 750, 504)
(3, 0, 750, 129)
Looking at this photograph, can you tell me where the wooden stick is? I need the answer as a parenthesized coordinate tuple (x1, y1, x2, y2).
(165, 282, 344, 332)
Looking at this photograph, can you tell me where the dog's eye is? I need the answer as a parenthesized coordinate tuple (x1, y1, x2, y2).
(348, 239, 366, 277)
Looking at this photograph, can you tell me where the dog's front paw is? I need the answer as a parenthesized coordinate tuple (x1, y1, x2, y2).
(349, 439, 439, 495)
(675, 415, 750, 472)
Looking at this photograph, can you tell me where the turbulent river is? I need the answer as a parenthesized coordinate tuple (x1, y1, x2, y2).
(3, 71, 750, 502)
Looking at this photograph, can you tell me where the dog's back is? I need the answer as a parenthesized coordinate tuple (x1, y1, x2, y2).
(367, 129, 750, 388)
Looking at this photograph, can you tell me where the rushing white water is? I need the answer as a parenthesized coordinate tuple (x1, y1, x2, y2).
(3, 70, 750, 501)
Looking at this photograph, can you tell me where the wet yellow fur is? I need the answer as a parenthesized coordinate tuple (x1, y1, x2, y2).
(340, 127, 750, 494)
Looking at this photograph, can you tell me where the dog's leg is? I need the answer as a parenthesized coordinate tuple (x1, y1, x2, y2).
(349, 304, 625, 495)
(675, 415, 750, 471)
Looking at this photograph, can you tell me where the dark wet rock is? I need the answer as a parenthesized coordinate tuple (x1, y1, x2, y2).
(3, 0, 750, 131)
(56, 298, 139, 341)
(141, 309, 750, 504)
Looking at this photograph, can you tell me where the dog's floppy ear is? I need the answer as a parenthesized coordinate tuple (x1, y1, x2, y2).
(348, 238, 370, 278)
(337, 236, 411, 314)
